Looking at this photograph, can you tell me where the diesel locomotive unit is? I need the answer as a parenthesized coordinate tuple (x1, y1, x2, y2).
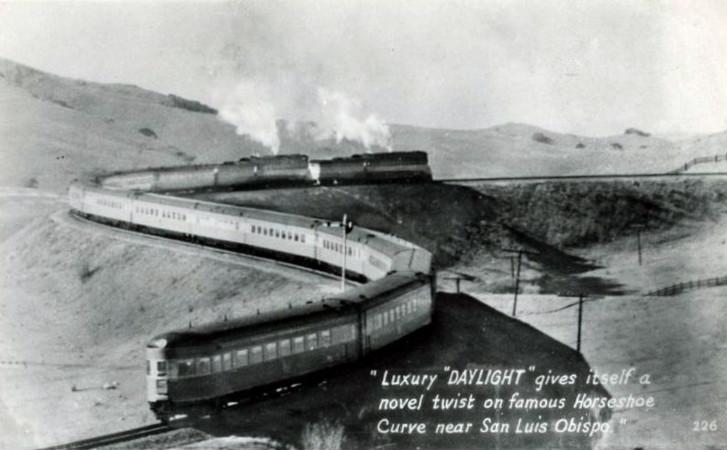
(68, 151, 435, 421)
(101, 151, 432, 192)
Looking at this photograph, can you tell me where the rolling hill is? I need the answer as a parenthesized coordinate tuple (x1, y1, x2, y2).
(2, 57, 726, 193)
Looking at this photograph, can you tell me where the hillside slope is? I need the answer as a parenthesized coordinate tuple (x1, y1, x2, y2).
(3, 58, 726, 192)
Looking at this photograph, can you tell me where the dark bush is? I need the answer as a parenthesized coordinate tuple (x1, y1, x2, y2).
(138, 128, 158, 139)
(625, 128, 650, 137)
(165, 94, 217, 114)
(610, 142, 623, 150)
(532, 132, 554, 145)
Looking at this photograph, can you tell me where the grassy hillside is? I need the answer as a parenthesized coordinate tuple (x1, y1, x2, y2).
(2, 58, 726, 193)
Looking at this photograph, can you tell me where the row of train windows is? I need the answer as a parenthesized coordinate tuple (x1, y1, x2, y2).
(135, 206, 187, 221)
(323, 240, 354, 257)
(369, 297, 425, 331)
(161, 325, 355, 379)
(95, 198, 123, 209)
(251, 224, 306, 243)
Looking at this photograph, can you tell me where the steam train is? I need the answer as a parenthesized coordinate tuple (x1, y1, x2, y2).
(68, 151, 435, 421)
(101, 151, 432, 192)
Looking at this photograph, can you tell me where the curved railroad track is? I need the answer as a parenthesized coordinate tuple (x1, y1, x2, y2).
(37, 423, 172, 450)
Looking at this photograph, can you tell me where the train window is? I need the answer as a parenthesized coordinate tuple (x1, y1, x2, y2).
(251, 225, 256, 233)
(235, 349, 248, 367)
(223, 353, 232, 371)
(197, 357, 211, 375)
(275, 230, 280, 238)
(212, 355, 222, 373)
(320, 330, 331, 347)
(157, 361, 167, 375)
(306, 333, 318, 351)
(383, 312, 388, 326)
(331, 326, 344, 344)
(250, 346, 263, 364)
(301, 235, 306, 243)
(374, 313, 382, 330)
(167, 361, 178, 378)
(279, 339, 291, 357)
(178, 359, 195, 377)
(390, 310, 396, 322)
(146, 360, 150, 375)
(294, 234, 299, 242)
(293, 336, 304, 353)
(264, 342, 277, 361)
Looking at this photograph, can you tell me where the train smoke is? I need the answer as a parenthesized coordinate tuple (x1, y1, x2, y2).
(216, 80, 391, 154)
(217, 81, 281, 154)
(312, 88, 392, 151)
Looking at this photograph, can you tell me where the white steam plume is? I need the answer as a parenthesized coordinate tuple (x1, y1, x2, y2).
(217, 81, 280, 154)
(216, 78, 392, 154)
(313, 88, 392, 151)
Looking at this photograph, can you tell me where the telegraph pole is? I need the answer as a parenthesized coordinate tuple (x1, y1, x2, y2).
(501, 248, 538, 317)
(513, 250, 522, 316)
(634, 224, 645, 266)
(577, 294, 584, 353)
(558, 292, 587, 354)
(341, 214, 348, 292)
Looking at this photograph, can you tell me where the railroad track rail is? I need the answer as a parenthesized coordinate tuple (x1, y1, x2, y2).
(436, 171, 727, 185)
(37, 423, 171, 450)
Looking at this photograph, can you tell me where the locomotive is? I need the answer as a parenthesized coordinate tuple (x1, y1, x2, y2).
(68, 151, 435, 421)
(101, 151, 432, 192)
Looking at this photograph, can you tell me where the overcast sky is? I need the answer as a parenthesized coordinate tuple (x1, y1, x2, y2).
(0, 0, 725, 136)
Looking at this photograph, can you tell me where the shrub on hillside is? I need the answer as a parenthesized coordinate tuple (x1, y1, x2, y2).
(532, 132, 554, 145)
(610, 142, 623, 150)
(138, 128, 158, 139)
(78, 261, 99, 283)
(575, 142, 585, 149)
(165, 94, 217, 114)
(625, 127, 650, 137)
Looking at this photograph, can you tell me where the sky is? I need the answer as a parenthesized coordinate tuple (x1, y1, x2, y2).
(0, 0, 725, 136)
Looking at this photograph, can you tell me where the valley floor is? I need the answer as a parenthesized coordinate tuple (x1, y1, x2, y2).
(451, 213, 727, 448)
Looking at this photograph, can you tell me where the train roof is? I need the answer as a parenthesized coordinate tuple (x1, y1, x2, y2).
(310, 151, 428, 164)
(149, 272, 427, 349)
(101, 154, 310, 177)
(134, 191, 416, 253)
(76, 182, 424, 259)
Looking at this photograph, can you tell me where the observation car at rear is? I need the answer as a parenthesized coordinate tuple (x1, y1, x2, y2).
(146, 272, 433, 421)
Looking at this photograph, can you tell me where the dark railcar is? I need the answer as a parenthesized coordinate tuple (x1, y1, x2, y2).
(146, 273, 432, 420)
